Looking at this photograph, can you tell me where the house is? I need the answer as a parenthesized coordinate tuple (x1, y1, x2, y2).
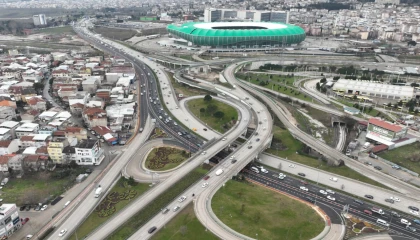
(92, 126, 118, 145)
(70, 103, 84, 116)
(62, 146, 76, 164)
(15, 123, 39, 137)
(96, 89, 111, 103)
(106, 103, 135, 131)
(27, 97, 47, 111)
(38, 110, 58, 122)
(0, 106, 16, 123)
(21, 88, 37, 102)
(82, 78, 99, 93)
(0, 96, 16, 109)
(57, 86, 78, 99)
(8, 154, 24, 173)
(0, 128, 11, 140)
(83, 108, 107, 127)
(52, 69, 70, 78)
(65, 127, 87, 141)
(0, 140, 19, 155)
(19, 134, 51, 148)
(20, 110, 40, 122)
(23, 155, 42, 171)
(47, 136, 69, 164)
(74, 139, 104, 165)
(0, 156, 10, 173)
(0, 121, 19, 138)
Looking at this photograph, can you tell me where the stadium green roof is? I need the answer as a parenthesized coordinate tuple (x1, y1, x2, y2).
(167, 22, 306, 47)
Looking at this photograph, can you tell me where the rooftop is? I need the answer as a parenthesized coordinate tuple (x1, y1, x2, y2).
(76, 139, 98, 149)
(368, 118, 403, 132)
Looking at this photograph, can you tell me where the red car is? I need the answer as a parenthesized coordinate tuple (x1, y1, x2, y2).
(21, 217, 29, 225)
(300, 180, 308, 185)
(203, 176, 210, 180)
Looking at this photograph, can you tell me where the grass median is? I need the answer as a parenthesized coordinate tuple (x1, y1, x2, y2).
(151, 202, 218, 240)
(107, 165, 210, 239)
(145, 147, 189, 171)
(378, 142, 420, 174)
(187, 97, 238, 133)
(267, 125, 391, 190)
(69, 178, 149, 240)
(212, 180, 324, 240)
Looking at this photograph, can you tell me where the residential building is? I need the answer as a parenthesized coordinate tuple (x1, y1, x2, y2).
(23, 155, 47, 171)
(27, 97, 47, 111)
(19, 134, 51, 148)
(0, 128, 11, 140)
(70, 103, 84, 116)
(15, 123, 39, 138)
(21, 88, 37, 103)
(62, 146, 76, 164)
(0, 156, 10, 173)
(0, 96, 16, 109)
(82, 78, 99, 93)
(83, 108, 107, 127)
(33, 14, 47, 26)
(8, 154, 23, 173)
(0, 204, 22, 239)
(0, 106, 16, 123)
(74, 139, 104, 165)
(65, 127, 87, 141)
(92, 126, 118, 145)
(51, 69, 70, 78)
(0, 121, 19, 138)
(47, 136, 69, 164)
(204, 8, 289, 23)
(106, 103, 135, 131)
(0, 140, 19, 155)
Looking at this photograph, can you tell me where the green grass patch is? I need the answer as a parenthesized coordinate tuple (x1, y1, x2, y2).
(212, 180, 324, 240)
(167, 71, 207, 97)
(36, 26, 75, 35)
(69, 178, 149, 240)
(151, 203, 218, 240)
(94, 26, 137, 41)
(145, 147, 189, 171)
(267, 126, 391, 189)
(187, 97, 238, 133)
(237, 72, 302, 87)
(177, 55, 194, 61)
(107, 165, 210, 240)
(378, 142, 420, 174)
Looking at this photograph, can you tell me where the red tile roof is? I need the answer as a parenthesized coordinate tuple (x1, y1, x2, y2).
(66, 127, 83, 133)
(27, 97, 45, 105)
(36, 146, 48, 154)
(0, 156, 11, 164)
(368, 118, 403, 132)
(20, 136, 34, 141)
(84, 107, 105, 116)
(0, 140, 11, 148)
(24, 155, 39, 162)
(53, 131, 66, 136)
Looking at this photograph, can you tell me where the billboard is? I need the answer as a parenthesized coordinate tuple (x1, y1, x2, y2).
(367, 124, 395, 141)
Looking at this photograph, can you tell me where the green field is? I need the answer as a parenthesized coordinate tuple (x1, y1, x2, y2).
(236, 73, 312, 102)
(212, 180, 324, 240)
(167, 71, 208, 97)
(378, 142, 420, 175)
(152, 203, 218, 240)
(237, 72, 301, 87)
(69, 178, 149, 240)
(267, 126, 390, 189)
(145, 147, 189, 171)
(36, 26, 75, 35)
(187, 97, 238, 133)
(94, 26, 137, 41)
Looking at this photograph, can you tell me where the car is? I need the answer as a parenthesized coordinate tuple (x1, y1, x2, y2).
(411, 210, 420, 216)
(41, 205, 48, 211)
(21, 217, 30, 225)
(327, 195, 336, 201)
(229, 156, 235, 160)
(374, 166, 382, 170)
(364, 161, 372, 166)
(414, 219, 420, 224)
(300, 180, 308, 185)
(35, 204, 41, 211)
(392, 165, 401, 170)
(288, 164, 296, 168)
(173, 206, 180, 212)
(409, 206, 420, 211)
(326, 189, 335, 194)
(248, 146, 253, 149)
(390, 197, 400, 202)
(300, 186, 308, 191)
(298, 173, 306, 177)
(406, 226, 417, 232)
(161, 208, 169, 214)
(391, 211, 401, 218)
(25, 205, 31, 211)
(58, 229, 67, 237)
(201, 151, 207, 155)
(260, 168, 268, 174)
(385, 198, 394, 204)
(20, 205, 26, 211)
(202, 182, 209, 188)
(329, 177, 338, 182)
(26, 235, 33, 239)
(319, 190, 328, 195)
(178, 196, 187, 202)
(203, 128, 208, 131)
(278, 173, 286, 180)
(231, 159, 237, 164)
(203, 176, 210, 180)
(364, 195, 374, 199)
(401, 218, 411, 225)
(256, 138, 260, 142)
(222, 137, 226, 141)
(148, 226, 157, 234)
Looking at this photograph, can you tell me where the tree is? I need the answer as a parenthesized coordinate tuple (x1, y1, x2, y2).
(200, 108, 205, 114)
(33, 82, 44, 93)
(203, 95, 212, 102)
(368, 106, 373, 112)
(206, 104, 218, 114)
(320, 78, 327, 83)
(408, 40, 417, 47)
(128, 176, 135, 186)
(213, 111, 225, 120)
(409, 105, 414, 112)
(415, 109, 419, 115)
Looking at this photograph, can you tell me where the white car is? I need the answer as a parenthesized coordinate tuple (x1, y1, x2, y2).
(229, 156, 235, 160)
(401, 218, 412, 225)
(327, 195, 336, 201)
(410, 210, 419, 216)
(390, 197, 400, 202)
(41, 205, 48, 211)
(300, 186, 308, 191)
(319, 190, 328, 195)
(58, 229, 67, 237)
(288, 164, 296, 168)
(222, 137, 226, 141)
(260, 168, 268, 174)
(178, 196, 187, 202)
(326, 189, 335, 195)
(202, 182, 209, 188)
(329, 177, 338, 182)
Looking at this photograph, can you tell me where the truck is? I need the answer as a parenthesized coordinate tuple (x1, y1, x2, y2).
(95, 185, 102, 198)
(1, 178, 9, 186)
(371, 207, 384, 215)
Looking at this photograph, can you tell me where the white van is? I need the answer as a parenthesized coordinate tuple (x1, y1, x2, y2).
(63, 201, 71, 208)
(215, 169, 224, 176)
(251, 167, 259, 173)
(376, 219, 389, 227)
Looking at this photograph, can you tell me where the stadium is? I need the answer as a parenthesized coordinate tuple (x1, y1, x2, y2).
(167, 22, 306, 49)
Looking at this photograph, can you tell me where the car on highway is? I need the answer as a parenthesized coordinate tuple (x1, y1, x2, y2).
(260, 168, 268, 174)
(327, 195, 336, 201)
(300, 180, 308, 185)
(229, 156, 235, 160)
(374, 166, 382, 170)
(410, 210, 419, 216)
(41, 205, 48, 211)
(326, 189, 335, 194)
(58, 229, 67, 237)
(329, 177, 338, 182)
(256, 138, 260, 142)
(390, 197, 400, 202)
(406, 226, 416, 232)
(222, 137, 226, 141)
(409, 206, 420, 211)
(21, 217, 30, 225)
(161, 208, 169, 214)
(288, 164, 296, 168)
(364, 195, 374, 199)
(391, 211, 401, 218)
(178, 196, 187, 202)
(414, 219, 420, 224)
(300, 186, 308, 191)
(319, 190, 328, 195)
(401, 218, 411, 225)
(173, 206, 180, 212)
(148, 226, 157, 234)
(364, 161, 372, 166)
(385, 198, 394, 204)
(201, 151, 207, 155)
(247, 146, 253, 149)
(278, 173, 286, 180)
(231, 159, 237, 164)
(298, 173, 306, 177)
(202, 182, 209, 188)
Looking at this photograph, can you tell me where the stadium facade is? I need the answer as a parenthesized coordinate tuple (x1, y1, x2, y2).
(167, 22, 306, 48)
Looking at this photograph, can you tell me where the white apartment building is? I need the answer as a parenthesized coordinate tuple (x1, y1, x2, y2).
(74, 139, 105, 165)
(204, 8, 289, 23)
(15, 123, 39, 138)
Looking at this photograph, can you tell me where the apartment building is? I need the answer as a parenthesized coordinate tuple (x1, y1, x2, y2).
(74, 139, 105, 165)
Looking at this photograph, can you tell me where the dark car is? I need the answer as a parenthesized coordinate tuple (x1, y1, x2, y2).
(25, 205, 31, 211)
(391, 211, 401, 218)
(364, 161, 372, 166)
(306, 197, 315, 203)
(203, 176, 210, 180)
(364, 195, 374, 199)
(298, 173, 306, 177)
(232, 144, 237, 148)
(256, 138, 260, 142)
(409, 206, 420, 211)
(85, 169, 92, 174)
(19, 205, 26, 211)
(374, 166, 382, 170)
(148, 226, 157, 234)
(385, 198, 394, 204)
(247, 146, 252, 149)
(231, 159, 237, 164)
